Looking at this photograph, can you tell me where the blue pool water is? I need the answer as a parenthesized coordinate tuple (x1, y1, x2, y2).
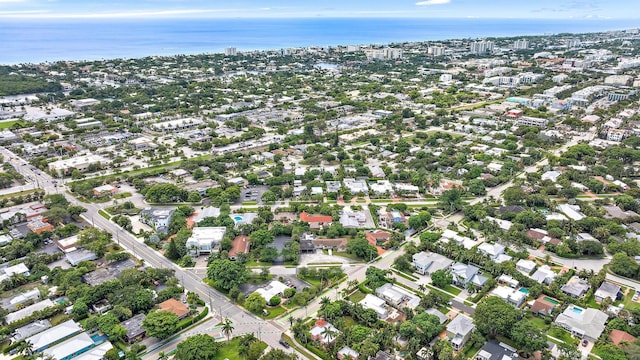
(91, 333, 108, 344)
(233, 216, 243, 222)
(571, 306, 584, 314)
(519, 288, 529, 294)
(54, 297, 68, 305)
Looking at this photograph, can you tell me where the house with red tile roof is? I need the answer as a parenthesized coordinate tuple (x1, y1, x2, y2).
(229, 235, 250, 260)
(610, 329, 636, 347)
(300, 212, 333, 229)
(158, 299, 189, 320)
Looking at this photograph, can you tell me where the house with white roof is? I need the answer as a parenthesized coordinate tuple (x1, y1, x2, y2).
(375, 283, 421, 309)
(557, 204, 586, 221)
(360, 294, 388, 319)
(555, 305, 607, 341)
(6, 299, 54, 324)
(515, 259, 536, 275)
(490, 286, 526, 308)
(446, 314, 475, 350)
(0, 263, 30, 283)
(477, 243, 511, 263)
(26, 320, 82, 352)
(530, 265, 556, 284)
(42, 332, 95, 360)
(254, 280, 289, 302)
(185, 227, 227, 255)
(411, 252, 453, 275)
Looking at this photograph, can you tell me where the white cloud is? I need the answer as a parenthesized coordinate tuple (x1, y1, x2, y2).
(416, 0, 451, 5)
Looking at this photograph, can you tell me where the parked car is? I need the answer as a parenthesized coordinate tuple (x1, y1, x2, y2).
(279, 339, 290, 348)
(582, 339, 588, 347)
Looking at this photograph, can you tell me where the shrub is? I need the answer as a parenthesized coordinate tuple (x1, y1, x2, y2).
(269, 296, 281, 306)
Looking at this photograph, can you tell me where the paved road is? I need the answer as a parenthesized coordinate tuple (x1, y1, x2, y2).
(0, 148, 299, 359)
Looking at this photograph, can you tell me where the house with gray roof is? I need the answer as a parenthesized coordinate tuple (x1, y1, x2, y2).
(412, 252, 453, 276)
(476, 341, 518, 360)
(450, 263, 488, 288)
(595, 281, 622, 303)
(11, 320, 51, 342)
(121, 313, 146, 343)
(140, 207, 174, 233)
(561, 276, 590, 298)
(446, 314, 475, 350)
(6, 299, 54, 324)
(555, 305, 608, 341)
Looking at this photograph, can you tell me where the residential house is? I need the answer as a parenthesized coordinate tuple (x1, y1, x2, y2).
(299, 233, 316, 253)
(185, 227, 227, 255)
(594, 282, 622, 303)
(375, 283, 421, 310)
(192, 207, 221, 224)
(0, 262, 30, 283)
(65, 249, 98, 266)
(360, 294, 388, 319)
(490, 286, 526, 307)
(411, 252, 453, 276)
(300, 212, 333, 230)
(11, 320, 52, 343)
(477, 243, 512, 263)
(387, 211, 406, 225)
(25, 320, 82, 352)
(555, 305, 608, 341)
(515, 259, 536, 275)
(365, 230, 391, 248)
(497, 274, 519, 288)
(309, 319, 339, 344)
(74, 341, 114, 360)
(561, 276, 590, 298)
(450, 263, 488, 288)
(121, 313, 146, 343)
(5, 299, 54, 324)
(343, 178, 369, 195)
(229, 235, 250, 260)
(139, 207, 175, 233)
(530, 265, 556, 284)
(338, 346, 359, 360)
(603, 205, 639, 220)
(254, 281, 289, 302)
(530, 295, 559, 316)
(312, 238, 348, 252)
(158, 298, 190, 320)
(339, 208, 367, 228)
(371, 351, 392, 360)
(42, 332, 95, 360)
(476, 341, 518, 360)
(446, 314, 475, 350)
(610, 330, 636, 347)
(426, 308, 449, 324)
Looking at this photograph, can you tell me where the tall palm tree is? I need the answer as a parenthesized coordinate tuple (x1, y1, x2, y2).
(320, 296, 331, 310)
(321, 326, 336, 346)
(221, 318, 234, 343)
(418, 284, 427, 293)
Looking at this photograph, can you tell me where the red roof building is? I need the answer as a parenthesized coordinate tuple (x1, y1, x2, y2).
(300, 212, 333, 229)
(610, 329, 636, 347)
(158, 298, 189, 320)
(229, 235, 250, 260)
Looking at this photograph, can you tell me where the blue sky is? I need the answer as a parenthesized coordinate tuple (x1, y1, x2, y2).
(0, 0, 636, 19)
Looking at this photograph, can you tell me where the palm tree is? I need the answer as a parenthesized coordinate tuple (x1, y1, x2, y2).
(158, 352, 168, 360)
(320, 296, 331, 310)
(321, 326, 336, 346)
(418, 284, 427, 293)
(15, 340, 33, 357)
(221, 318, 234, 343)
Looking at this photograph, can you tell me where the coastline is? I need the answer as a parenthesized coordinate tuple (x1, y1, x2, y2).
(1, 17, 640, 65)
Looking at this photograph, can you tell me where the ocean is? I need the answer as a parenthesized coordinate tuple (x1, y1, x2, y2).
(1, 17, 640, 64)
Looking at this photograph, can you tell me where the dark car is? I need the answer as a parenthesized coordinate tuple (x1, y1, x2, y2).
(279, 339, 290, 348)
(582, 339, 588, 347)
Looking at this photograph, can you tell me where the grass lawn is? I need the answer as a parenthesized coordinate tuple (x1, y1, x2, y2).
(584, 294, 600, 309)
(114, 192, 132, 199)
(214, 338, 267, 360)
(333, 251, 362, 261)
(0, 189, 37, 201)
(443, 284, 462, 295)
(349, 290, 366, 303)
(0, 119, 23, 129)
(50, 313, 71, 326)
(343, 316, 356, 328)
(264, 306, 286, 319)
(527, 316, 550, 331)
(548, 326, 578, 345)
(242, 201, 258, 206)
(299, 276, 322, 287)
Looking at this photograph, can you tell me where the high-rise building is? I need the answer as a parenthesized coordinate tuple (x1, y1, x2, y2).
(513, 39, 530, 50)
(224, 47, 237, 56)
(428, 46, 446, 56)
(470, 41, 494, 55)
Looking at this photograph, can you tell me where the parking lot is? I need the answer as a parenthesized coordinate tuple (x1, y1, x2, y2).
(239, 185, 269, 205)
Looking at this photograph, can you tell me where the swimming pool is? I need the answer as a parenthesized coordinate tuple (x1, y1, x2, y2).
(571, 306, 584, 314)
(91, 333, 108, 344)
(519, 288, 529, 294)
(233, 215, 244, 222)
(543, 296, 560, 305)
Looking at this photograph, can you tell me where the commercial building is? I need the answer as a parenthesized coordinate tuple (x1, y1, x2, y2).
(254, 280, 289, 302)
(49, 154, 108, 174)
